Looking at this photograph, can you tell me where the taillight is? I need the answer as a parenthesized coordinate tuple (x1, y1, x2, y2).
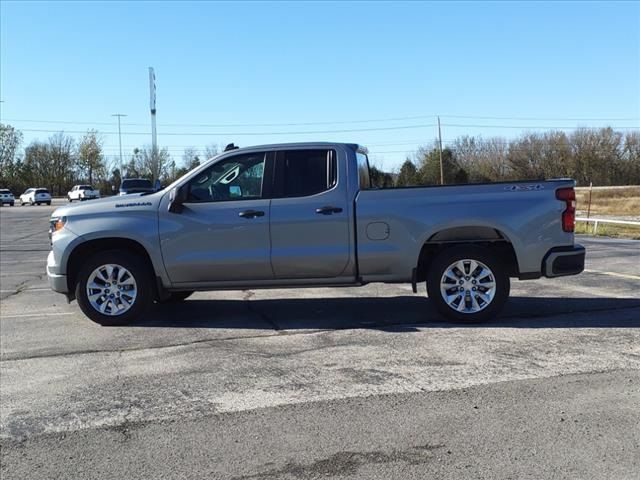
(556, 187, 576, 232)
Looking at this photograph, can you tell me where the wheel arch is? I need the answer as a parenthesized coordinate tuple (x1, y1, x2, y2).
(66, 237, 160, 298)
(415, 226, 520, 283)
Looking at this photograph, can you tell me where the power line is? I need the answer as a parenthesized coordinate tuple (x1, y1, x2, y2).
(16, 123, 439, 136)
(4, 115, 437, 128)
(5, 114, 639, 128)
(441, 114, 640, 122)
(16, 123, 639, 137)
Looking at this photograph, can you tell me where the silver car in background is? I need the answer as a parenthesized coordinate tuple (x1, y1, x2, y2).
(0, 189, 15, 206)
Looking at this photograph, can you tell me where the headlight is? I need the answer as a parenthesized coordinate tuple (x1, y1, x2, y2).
(49, 216, 67, 238)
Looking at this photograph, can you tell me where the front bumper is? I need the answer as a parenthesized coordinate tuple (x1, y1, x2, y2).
(47, 250, 68, 293)
(543, 244, 585, 278)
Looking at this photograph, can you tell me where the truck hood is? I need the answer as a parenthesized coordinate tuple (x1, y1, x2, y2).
(52, 192, 164, 218)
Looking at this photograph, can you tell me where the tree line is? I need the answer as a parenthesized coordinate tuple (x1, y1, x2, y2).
(371, 127, 640, 188)
(1, 123, 638, 196)
(0, 123, 220, 196)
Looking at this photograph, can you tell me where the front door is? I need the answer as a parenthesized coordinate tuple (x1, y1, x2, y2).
(269, 148, 353, 279)
(159, 151, 274, 284)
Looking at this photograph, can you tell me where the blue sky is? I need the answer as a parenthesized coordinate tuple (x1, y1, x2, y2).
(1, 1, 639, 170)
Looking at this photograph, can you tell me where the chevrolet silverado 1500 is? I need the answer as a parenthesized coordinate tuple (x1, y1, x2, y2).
(47, 142, 585, 325)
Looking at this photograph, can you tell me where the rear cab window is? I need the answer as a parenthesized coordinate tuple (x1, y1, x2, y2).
(356, 150, 371, 190)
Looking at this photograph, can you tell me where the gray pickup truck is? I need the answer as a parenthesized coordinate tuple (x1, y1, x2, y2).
(47, 142, 584, 325)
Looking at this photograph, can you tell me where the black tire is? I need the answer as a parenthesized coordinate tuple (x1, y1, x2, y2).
(160, 291, 194, 303)
(37, 202, 41, 206)
(68, 196, 73, 202)
(75, 250, 154, 326)
(426, 245, 510, 323)
(46, 202, 51, 206)
(10, 202, 14, 207)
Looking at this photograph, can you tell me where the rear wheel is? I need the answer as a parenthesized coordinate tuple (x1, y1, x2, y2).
(46, 202, 51, 206)
(426, 245, 509, 323)
(75, 250, 153, 326)
(68, 196, 73, 202)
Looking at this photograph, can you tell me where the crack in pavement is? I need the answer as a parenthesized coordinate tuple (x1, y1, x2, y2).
(243, 290, 281, 331)
(0, 280, 29, 300)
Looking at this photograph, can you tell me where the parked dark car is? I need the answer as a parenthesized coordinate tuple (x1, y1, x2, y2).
(119, 178, 155, 195)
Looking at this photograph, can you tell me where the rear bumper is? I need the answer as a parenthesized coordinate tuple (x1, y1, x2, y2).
(543, 244, 585, 278)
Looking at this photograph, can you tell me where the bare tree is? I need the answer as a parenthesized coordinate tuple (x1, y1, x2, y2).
(77, 130, 104, 184)
(0, 123, 23, 190)
(182, 147, 201, 170)
(203, 143, 219, 160)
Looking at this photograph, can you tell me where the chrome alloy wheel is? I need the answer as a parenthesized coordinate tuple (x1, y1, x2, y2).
(86, 264, 138, 316)
(439, 259, 496, 314)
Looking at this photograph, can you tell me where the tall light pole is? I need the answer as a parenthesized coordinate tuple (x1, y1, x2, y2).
(149, 67, 158, 184)
(111, 113, 127, 173)
(437, 115, 444, 185)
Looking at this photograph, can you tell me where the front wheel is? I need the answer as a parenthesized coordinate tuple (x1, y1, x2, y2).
(426, 245, 509, 323)
(75, 250, 153, 326)
(68, 196, 73, 202)
(46, 202, 51, 206)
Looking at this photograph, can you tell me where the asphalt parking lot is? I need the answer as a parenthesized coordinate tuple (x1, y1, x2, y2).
(1, 200, 639, 479)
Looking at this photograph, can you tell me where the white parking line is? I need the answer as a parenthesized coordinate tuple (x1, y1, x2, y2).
(0, 272, 44, 277)
(0, 312, 75, 319)
(0, 260, 47, 265)
(0, 288, 51, 293)
(584, 269, 640, 281)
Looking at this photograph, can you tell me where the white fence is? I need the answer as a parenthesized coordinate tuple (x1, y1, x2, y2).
(576, 217, 640, 234)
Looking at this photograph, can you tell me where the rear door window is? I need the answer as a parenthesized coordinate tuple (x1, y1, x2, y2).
(274, 149, 337, 198)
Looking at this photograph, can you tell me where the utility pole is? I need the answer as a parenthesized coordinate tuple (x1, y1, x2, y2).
(111, 114, 127, 173)
(149, 67, 158, 184)
(437, 115, 444, 185)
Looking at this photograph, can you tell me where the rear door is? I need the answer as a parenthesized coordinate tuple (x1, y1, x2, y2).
(269, 148, 353, 279)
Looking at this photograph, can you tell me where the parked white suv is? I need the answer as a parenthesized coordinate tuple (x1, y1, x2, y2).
(67, 185, 100, 202)
(0, 189, 15, 206)
(20, 188, 52, 206)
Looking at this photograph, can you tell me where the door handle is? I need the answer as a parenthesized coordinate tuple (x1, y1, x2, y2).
(315, 206, 343, 215)
(238, 209, 265, 219)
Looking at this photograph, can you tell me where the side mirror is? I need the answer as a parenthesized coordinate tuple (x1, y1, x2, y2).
(168, 185, 188, 214)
